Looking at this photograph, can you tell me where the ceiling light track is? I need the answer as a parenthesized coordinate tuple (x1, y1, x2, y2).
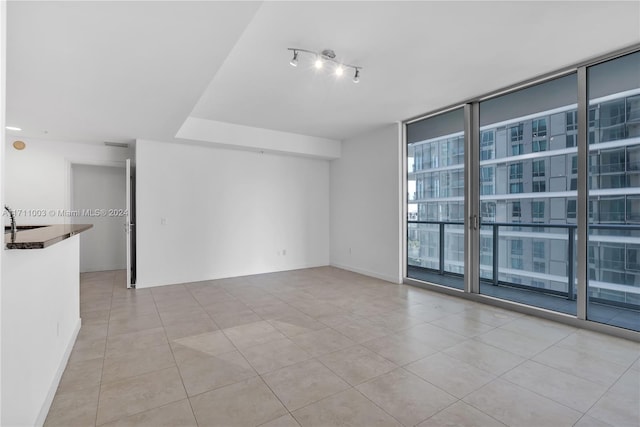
(288, 47, 362, 83)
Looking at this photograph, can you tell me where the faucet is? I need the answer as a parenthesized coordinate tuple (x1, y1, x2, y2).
(4, 205, 17, 239)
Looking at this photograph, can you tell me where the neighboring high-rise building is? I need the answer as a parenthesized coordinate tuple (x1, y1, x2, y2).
(407, 89, 640, 307)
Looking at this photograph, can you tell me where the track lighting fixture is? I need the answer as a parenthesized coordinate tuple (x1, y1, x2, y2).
(288, 47, 362, 83)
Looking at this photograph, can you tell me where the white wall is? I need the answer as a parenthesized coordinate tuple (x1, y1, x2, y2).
(330, 123, 402, 283)
(1, 236, 81, 427)
(135, 139, 330, 287)
(72, 164, 126, 272)
(177, 117, 341, 159)
(0, 1, 7, 422)
(3, 137, 132, 225)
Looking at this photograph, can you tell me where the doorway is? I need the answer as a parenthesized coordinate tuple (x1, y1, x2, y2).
(71, 164, 126, 272)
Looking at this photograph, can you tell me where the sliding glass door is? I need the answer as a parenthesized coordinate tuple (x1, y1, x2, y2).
(407, 108, 465, 289)
(586, 51, 640, 330)
(477, 74, 578, 315)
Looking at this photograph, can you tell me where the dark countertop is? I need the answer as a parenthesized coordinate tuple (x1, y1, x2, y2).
(5, 224, 93, 249)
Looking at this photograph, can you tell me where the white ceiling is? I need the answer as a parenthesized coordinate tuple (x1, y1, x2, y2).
(6, 1, 640, 146)
(6, 1, 262, 143)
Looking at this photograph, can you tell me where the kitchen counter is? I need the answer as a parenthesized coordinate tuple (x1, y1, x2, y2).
(5, 224, 93, 249)
(2, 226, 86, 425)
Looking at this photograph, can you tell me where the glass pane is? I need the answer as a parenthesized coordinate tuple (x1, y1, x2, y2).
(407, 222, 439, 270)
(444, 224, 464, 276)
(478, 74, 578, 315)
(587, 51, 640, 331)
(406, 108, 464, 289)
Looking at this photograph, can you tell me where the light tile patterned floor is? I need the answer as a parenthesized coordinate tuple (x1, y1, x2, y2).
(45, 267, 640, 427)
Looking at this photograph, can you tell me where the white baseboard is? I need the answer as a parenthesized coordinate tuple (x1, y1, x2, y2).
(330, 262, 401, 284)
(81, 265, 126, 273)
(136, 261, 331, 288)
(35, 318, 81, 427)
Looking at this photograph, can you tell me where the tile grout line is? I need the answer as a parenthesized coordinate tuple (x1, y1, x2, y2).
(223, 277, 397, 423)
(574, 359, 640, 424)
(184, 280, 287, 425)
(187, 280, 303, 425)
(91, 271, 117, 427)
(88, 281, 200, 424)
(530, 341, 633, 386)
(422, 397, 509, 427)
(310, 355, 411, 426)
(151, 284, 201, 426)
(461, 398, 514, 427)
(497, 357, 610, 414)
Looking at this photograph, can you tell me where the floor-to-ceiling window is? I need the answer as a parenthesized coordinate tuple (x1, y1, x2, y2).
(477, 74, 578, 315)
(586, 51, 640, 330)
(404, 47, 640, 333)
(407, 108, 465, 289)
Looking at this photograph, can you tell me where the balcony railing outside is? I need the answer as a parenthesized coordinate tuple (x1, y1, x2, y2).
(407, 220, 640, 311)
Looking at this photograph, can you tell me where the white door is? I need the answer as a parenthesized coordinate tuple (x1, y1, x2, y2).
(125, 159, 136, 288)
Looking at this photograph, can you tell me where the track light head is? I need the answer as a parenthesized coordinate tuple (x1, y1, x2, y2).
(289, 50, 298, 67)
(335, 65, 344, 77)
(314, 57, 323, 69)
(353, 69, 360, 83)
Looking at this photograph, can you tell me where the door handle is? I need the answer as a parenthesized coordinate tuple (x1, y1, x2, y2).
(471, 215, 479, 230)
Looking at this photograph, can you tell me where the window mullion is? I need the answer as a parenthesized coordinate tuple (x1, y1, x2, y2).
(576, 66, 588, 320)
(464, 103, 480, 293)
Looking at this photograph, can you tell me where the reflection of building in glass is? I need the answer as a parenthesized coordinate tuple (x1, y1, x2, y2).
(407, 90, 640, 306)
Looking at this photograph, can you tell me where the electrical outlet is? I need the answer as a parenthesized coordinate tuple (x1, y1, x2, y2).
(160, 217, 167, 225)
